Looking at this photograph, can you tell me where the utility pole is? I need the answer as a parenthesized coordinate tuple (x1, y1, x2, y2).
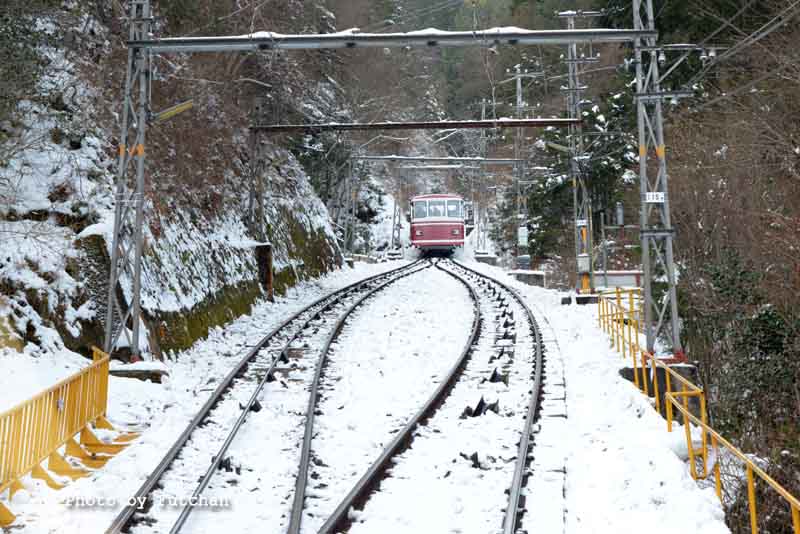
(477, 99, 488, 253)
(344, 160, 354, 255)
(248, 95, 267, 242)
(389, 166, 402, 252)
(559, 10, 602, 294)
(104, 0, 151, 359)
(633, 0, 684, 356)
(515, 64, 523, 250)
(506, 65, 542, 259)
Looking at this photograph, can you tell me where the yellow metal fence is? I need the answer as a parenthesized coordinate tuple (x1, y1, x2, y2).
(598, 292, 800, 534)
(0, 348, 135, 526)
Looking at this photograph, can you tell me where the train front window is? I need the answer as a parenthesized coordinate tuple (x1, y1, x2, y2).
(447, 200, 461, 218)
(428, 200, 445, 217)
(413, 201, 427, 219)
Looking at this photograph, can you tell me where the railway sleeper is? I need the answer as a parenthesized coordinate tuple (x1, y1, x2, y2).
(484, 367, 509, 385)
(461, 396, 500, 418)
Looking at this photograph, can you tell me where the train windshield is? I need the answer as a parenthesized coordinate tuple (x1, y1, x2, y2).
(447, 200, 461, 218)
(428, 200, 445, 217)
(413, 201, 427, 219)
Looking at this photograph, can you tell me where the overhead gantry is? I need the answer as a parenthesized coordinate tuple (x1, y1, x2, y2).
(108, 1, 680, 362)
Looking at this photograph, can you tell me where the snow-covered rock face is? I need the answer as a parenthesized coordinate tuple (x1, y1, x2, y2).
(0, 8, 341, 359)
(1, 12, 114, 358)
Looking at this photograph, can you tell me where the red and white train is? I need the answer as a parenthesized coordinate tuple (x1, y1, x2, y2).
(409, 193, 465, 253)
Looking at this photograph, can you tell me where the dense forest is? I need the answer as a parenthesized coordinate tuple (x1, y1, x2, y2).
(1, 1, 798, 532)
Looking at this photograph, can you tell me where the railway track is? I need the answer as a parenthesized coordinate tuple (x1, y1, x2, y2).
(451, 259, 546, 534)
(105, 259, 429, 534)
(288, 259, 544, 534)
(107, 258, 545, 534)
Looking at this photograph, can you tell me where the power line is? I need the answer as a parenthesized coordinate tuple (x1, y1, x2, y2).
(363, 0, 463, 33)
(657, 0, 759, 83)
(686, 0, 800, 87)
(691, 63, 786, 112)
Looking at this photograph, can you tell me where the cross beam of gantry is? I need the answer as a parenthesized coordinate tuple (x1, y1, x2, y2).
(251, 118, 578, 133)
(130, 28, 657, 53)
(352, 156, 523, 165)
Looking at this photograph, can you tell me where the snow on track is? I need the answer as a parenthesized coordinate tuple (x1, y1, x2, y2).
(6, 261, 410, 534)
(460, 260, 730, 534)
(345, 261, 541, 534)
(298, 266, 475, 534)
(126, 261, 428, 534)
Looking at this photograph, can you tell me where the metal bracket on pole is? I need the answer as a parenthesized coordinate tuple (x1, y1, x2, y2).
(104, 0, 152, 359)
(634, 0, 684, 356)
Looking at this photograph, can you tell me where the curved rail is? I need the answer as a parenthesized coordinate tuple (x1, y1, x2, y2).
(286, 261, 431, 534)
(316, 259, 483, 534)
(450, 259, 545, 534)
(105, 259, 425, 534)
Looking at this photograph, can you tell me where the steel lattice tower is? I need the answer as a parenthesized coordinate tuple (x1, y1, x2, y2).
(633, 0, 683, 355)
(104, 0, 151, 357)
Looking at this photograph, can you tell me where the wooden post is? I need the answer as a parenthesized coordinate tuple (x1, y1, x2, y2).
(265, 243, 274, 302)
(256, 244, 275, 302)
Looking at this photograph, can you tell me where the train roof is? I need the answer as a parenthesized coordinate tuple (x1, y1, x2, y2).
(410, 193, 463, 201)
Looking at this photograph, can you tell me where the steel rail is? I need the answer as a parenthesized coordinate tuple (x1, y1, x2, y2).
(105, 259, 424, 534)
(172, 259, 432, 534)
(287, 261, 432, 534)
(450, 260, 545, 534)
(316, 260, 483, 534)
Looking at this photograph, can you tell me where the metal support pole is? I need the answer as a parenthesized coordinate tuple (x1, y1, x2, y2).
(344, 160, 353, 255)
(478, 99, 488, 253)
(633, 0, 683, 355)
(390, 171, 401, 251)
(104, 0, 152, 359)
(601, 212, 609, 288)
(564, 14, 595, 294)
(514, 65, 524, 258)
(348, 160, 360, 254)
(248, 96, 268, 242)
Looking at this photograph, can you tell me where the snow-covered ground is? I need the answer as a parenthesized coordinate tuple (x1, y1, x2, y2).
(3, 260, 407, 533)
(296, 266, 474, 533)
(346, 262, 539, 534)
(0, 348, 92, 412)
(4, 254, 731, 534)
(460, 259, 730, 534)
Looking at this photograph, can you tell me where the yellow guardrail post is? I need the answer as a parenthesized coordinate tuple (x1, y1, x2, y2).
(699, 393, 709, 478)
(632, 318, 640, 388)
(598, 295, 604, 329)
(615, 288, 622, 351)
(711, 433, 722, 500)
(747, 464, 759, 534)
(651, 354, 661, 413)
(627, 292, 635, 365)
(633, 319, 642, 389)
(641, 351, 649, 397)
(601, 295, 606, 330)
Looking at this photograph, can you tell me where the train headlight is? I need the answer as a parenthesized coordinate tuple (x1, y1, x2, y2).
(451, 229, 459, 236)
(415, 230, 423, 236)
